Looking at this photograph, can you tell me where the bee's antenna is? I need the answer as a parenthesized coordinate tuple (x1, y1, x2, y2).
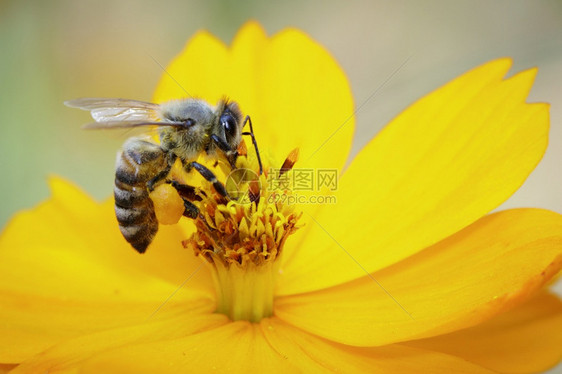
(146, 53, 193, 99)
(242, 116, 263, 175)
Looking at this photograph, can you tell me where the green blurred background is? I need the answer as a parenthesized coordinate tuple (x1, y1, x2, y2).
(0, 0, 561, 371)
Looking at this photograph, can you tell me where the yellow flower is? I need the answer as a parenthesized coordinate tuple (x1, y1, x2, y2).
(1, 21, 562, 373)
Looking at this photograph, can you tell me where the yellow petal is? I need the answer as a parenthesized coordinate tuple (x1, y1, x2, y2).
(0, 291, 214, 364)
(278, 59, 550, 294)
(15, 317, 494, 373)
(0, 177, 212, 297)
(0, 177, 214, 361)
(0, 365, 16, 373)
(261, 318, 495, 373)
(35, 322, 297, 373)
(152, 29, 228, 105)
(11, 314, 228, 373)
(407, 291, 562, 374)
(261, 318, 489, 373)
(275, 209, 562, 346)
(152, 21, 354, 172)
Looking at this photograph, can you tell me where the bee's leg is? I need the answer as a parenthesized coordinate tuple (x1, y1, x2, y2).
(185, 161, 230, 199)
(182, 199, 199, 219)
(241, 116, 263, 175)
(147, 169, 170, 192)
(147, 153, 177, 192)
(168, 180, 205, 201)
(164, 180, 203, 219)
(168, 181, 215, 231)
(182, 198, 216, 232)
(211, 134, 238, 169)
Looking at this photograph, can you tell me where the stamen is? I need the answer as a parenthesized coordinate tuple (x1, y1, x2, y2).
(237, 139, 248, 156)
(181, 148, 303, 322)
(279, 148, 299, 176)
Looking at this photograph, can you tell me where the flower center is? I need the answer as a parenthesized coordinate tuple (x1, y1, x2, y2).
(182, 148, 302, 322)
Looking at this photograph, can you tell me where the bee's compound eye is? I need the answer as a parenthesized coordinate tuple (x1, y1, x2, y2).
(220, 114, 237, 139)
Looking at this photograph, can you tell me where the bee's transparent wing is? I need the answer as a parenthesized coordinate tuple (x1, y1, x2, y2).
(65, 97, 159, 122)
(65, 98, 183, 129)
(64, 98, 159, 110)
(81, 121, 185, 129)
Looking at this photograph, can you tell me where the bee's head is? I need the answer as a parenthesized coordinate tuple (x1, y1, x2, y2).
(216, 100, 243, 150)
(160, 99, 215, 128)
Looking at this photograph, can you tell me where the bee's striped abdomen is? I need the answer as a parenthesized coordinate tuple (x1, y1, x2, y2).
(114, 138, 168, 253)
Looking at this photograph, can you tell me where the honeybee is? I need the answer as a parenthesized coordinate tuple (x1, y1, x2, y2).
(65, 97, 263, 253)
